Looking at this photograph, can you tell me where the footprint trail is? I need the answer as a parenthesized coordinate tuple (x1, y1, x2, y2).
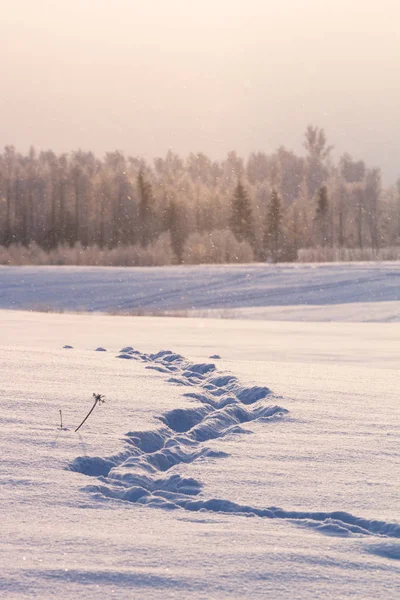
(70, 348, 400, 541)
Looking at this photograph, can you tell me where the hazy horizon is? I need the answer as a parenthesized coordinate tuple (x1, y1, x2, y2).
(2, 0, 400, 182)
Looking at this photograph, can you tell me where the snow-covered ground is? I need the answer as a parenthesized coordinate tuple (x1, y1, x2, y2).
(1, 308, 399, 599)
(1, 262, 400, 321)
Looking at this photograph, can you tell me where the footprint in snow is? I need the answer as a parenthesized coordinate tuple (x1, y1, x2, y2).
(70, 347, 400, 543)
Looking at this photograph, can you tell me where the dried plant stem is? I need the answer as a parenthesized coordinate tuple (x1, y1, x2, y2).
(75, 394, 105, 433)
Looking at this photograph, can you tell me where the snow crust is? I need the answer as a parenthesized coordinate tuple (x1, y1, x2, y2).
(1, 310, 399, 598)
(1, 262, 400, 321)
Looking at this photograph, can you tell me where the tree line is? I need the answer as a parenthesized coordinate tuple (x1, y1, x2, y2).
(1, 125, 399, 264)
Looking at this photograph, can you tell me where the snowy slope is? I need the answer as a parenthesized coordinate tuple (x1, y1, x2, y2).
(0, 262, 400, 321)
(1, 311, 399, 599)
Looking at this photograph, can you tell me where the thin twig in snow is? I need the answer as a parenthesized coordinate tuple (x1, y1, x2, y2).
(75, 393, 105, 432)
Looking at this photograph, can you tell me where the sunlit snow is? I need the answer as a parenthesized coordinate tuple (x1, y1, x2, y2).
(0, 262, 400, 321)
(0, 264, 399, 599)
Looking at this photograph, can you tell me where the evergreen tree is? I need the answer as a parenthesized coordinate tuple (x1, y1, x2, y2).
(314, 186, 329, 247)
(229, 180, 254, 245)
(167, 199, 187, 263)
(263, 189, 282, 261)
(137, 170, 153, 247)
(364, 168, 381, 250)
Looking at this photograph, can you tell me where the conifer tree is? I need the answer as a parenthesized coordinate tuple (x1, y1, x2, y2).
(263, 189, 282, 261)
(314, 185, 329, 247)
(229, 180, 254, 246)
(167, 199, 187, 263)
(137, 170, 153, 247)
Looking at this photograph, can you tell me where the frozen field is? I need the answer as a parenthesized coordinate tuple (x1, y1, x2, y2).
(0, 264, 399, 598)
(1, 262, 400, 321)
(1, 308, 399, 599)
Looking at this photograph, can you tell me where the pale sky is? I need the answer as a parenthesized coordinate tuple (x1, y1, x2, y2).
(2, 0, 400, 181)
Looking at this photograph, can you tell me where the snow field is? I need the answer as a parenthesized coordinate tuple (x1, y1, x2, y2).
(1, 262, 400, 321)
(0, 310, 399, 598)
